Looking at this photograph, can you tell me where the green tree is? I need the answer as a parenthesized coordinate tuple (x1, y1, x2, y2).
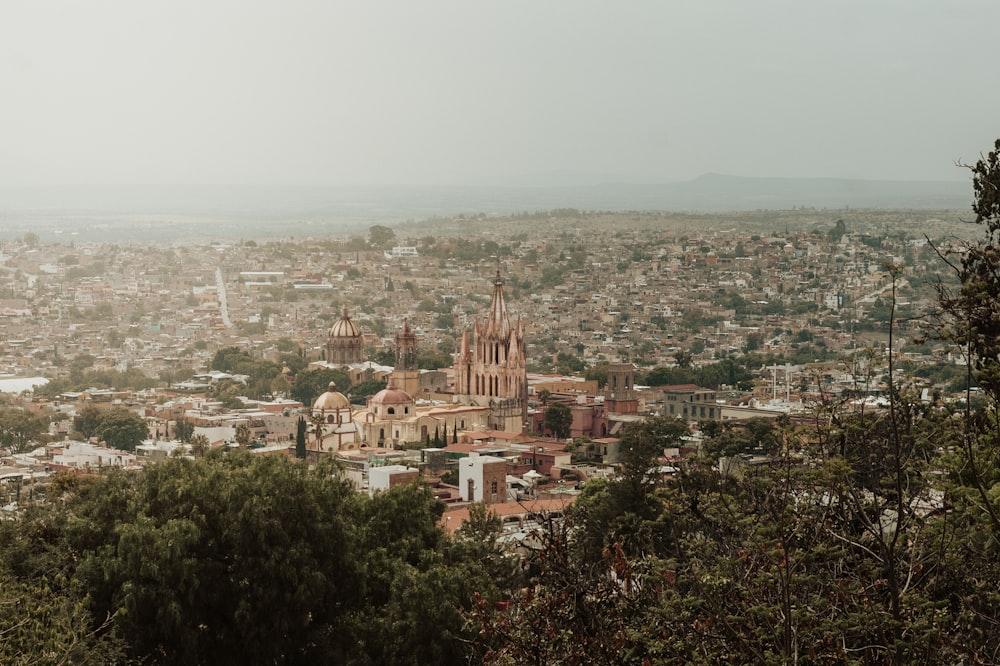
(618, 416, 688, 490)
(369, 347, 396, 366)
(93, 454, 364, 664)
(828, 217, 847, 241)
(295, 416, 307, 459)
(417, 349, 454, 370)
(174, 417, 195, 443)
(70, 353, 96, 379)
(584, 363, 610, 389)
(95, 408, 148, 451)
(0, 452, 496, 664)
(73, 404, 103, 439)
(234, 422, 252, 448)
(347, 378, 386, 405)
(368, 224, 397, 249)
(269, 372, 291, 397)
(209, 379, 245, 410)
(291, 367, 351, 407)
(0, 407, 49, 454)
(643, 365, 695, 387)
(555, 351, 584, 374)
(189, 434, 209, 457)
(542, 402, 572, 439)
(0, 570, 127, 665)
(211, 346, 252, 373)
(568, 416, 688, 567)
(278, 351, 306, 376)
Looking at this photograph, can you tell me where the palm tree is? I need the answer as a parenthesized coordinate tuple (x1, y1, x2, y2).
(310, 412, 326, 452)
(235, 423, 252, 448)
(190, 434, 209, 457)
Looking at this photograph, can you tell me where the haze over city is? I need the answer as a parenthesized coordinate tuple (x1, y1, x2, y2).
(3, 0, 999, 194)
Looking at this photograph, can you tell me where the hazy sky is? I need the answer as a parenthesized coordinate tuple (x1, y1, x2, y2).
(3, 1, 998, 187)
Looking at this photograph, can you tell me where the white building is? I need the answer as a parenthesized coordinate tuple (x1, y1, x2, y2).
(458, 454, 507, 504)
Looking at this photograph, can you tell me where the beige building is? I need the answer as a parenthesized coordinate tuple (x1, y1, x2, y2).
(354, 382, 491, 447)
(311, 383, 361, 453)
(657, 384, 720, 421)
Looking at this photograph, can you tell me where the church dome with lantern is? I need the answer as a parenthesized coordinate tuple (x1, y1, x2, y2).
(326, 306, 364, 365)
(328, 306, 361, 339)
(313, 382, 351, 411)
(369, 381, 415, 420)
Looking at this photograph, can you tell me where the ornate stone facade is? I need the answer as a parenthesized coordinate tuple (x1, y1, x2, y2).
(454, 271, 527, 432)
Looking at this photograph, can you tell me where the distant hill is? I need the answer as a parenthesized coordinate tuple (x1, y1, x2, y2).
(624, 173, 972, 211)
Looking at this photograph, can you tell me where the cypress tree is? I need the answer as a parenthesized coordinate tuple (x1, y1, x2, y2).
(295, 416, 307, 459)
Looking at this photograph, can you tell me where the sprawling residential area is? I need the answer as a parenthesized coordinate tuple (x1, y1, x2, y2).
(0, 209, 973, 509)
(6, 203, 1000, 664)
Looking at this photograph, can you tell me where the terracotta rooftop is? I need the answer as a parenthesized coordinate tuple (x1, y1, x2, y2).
(441, 496, 576, 534)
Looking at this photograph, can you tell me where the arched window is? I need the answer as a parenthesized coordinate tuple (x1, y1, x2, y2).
(387, 407, 395, 415)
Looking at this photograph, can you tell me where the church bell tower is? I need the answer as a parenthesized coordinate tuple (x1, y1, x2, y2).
(392, 318, 420, 396)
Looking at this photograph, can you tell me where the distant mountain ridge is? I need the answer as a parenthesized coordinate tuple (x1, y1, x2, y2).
(0, 175, 971, 221)
(658, 173, 971, 210)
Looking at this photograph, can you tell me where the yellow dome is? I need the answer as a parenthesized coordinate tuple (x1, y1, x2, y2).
(313, 382, 351, 410)
(329, 306, 361, 339)
(370, 385, 414, 405)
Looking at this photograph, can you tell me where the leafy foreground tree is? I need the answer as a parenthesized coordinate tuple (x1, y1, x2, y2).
(468, 143, 1000, 665)
(0, 571, 127, 665)
(473, 408, 1000, 664)
(0, 451, 501, 665)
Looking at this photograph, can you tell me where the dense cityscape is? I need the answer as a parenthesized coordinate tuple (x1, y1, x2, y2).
(4, 176, 1000, 661)
(6, 0, 1000, 661)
